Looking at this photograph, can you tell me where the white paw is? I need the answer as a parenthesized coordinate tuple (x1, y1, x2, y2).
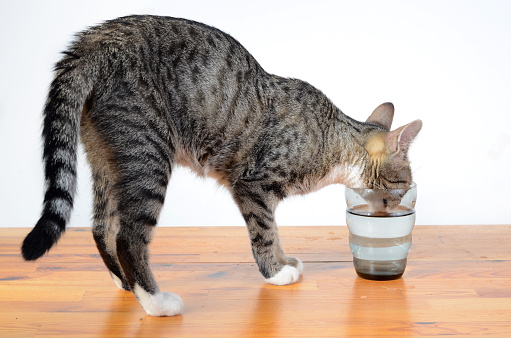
(110, 272, 125, 290)
(134, 284, 183, 317)
(265, 259, 304, 286)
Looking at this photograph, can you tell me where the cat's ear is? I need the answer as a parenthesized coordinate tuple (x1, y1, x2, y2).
(386, 120, 422, 153)
(366, 102, 394, 131)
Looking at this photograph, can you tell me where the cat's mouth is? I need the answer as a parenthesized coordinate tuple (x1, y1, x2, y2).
(363, 190, 405, 211)
(348, 183, 416, 216)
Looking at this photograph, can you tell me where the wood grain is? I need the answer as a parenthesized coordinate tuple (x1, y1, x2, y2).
(1, 225, 510, 337)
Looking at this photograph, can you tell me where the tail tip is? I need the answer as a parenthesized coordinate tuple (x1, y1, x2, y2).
(21, 236, 47, 261)
(21, 219, 63, 261)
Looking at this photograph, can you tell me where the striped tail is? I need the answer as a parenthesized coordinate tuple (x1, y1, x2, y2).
(22, 51, 93, 260)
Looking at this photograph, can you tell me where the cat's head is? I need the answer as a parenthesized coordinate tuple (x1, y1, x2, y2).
(346, 103, 421, 210)
(357, 102, 422, 192)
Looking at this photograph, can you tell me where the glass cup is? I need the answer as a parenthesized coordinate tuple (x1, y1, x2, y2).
(345, 183, 417, 280)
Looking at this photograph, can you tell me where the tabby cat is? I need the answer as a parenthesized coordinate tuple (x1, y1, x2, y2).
(21, 15, 422, 316)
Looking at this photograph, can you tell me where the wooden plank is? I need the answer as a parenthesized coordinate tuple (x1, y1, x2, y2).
(0, 225, 510, 336)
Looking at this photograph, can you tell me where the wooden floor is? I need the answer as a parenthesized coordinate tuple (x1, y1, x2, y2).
(1, 225, 511, 337)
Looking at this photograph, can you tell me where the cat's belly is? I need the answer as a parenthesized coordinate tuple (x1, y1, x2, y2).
(175, 149, 232, 189)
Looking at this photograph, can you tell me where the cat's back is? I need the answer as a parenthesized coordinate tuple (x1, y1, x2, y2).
(73, 15, 261, 73)
(79, 15, 218, 48)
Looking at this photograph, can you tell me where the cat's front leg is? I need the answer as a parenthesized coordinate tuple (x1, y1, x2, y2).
(232, 182, 303, 285)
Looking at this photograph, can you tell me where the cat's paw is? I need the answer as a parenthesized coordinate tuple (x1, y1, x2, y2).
(110, 272, 130, 291)
(134, 284, 183, 317)
(265, 259, 304, 286)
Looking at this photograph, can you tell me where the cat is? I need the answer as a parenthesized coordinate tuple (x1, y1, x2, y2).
(21, 15, 422, 316)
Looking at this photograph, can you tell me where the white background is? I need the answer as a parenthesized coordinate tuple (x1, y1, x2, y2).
(1, 0, 510, 228)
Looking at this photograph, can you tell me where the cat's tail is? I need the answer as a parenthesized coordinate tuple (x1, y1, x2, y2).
(22, 51, 95, 261)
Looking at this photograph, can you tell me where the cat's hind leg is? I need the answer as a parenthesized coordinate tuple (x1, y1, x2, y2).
(90, 171, 130, 291)
(113, 159, 182, 316)
(83, 101, 182, 316)
(82, 110, 131, 291)
(232, 181, 303, 285)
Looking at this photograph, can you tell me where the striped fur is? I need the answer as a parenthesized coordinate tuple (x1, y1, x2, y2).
(21, 15, 421, 316)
